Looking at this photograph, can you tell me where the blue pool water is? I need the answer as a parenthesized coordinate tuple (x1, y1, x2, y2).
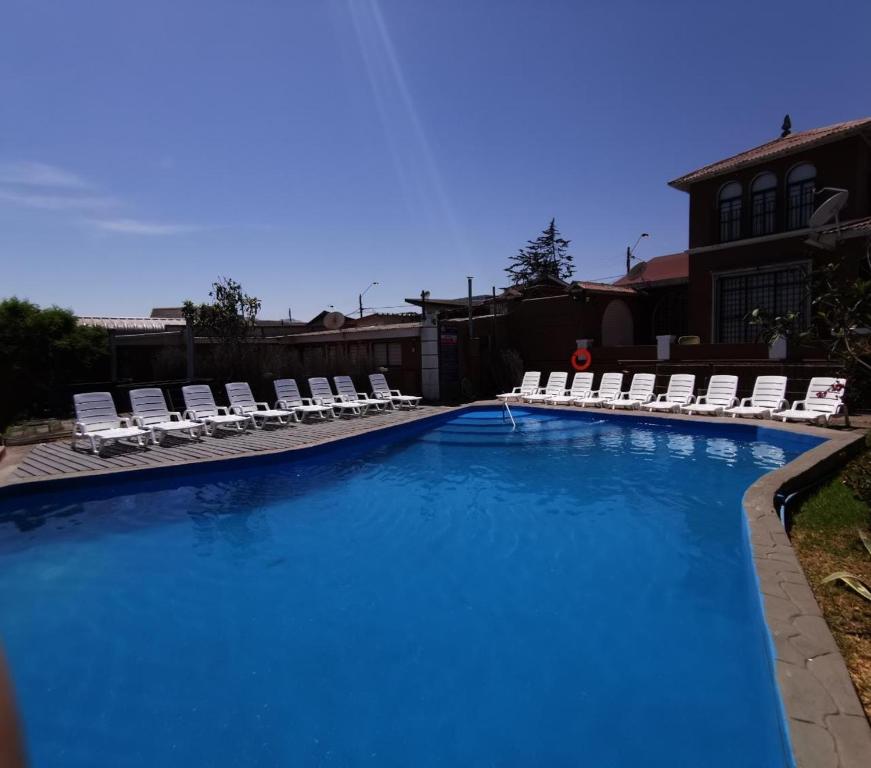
(0, 408, 823, 767)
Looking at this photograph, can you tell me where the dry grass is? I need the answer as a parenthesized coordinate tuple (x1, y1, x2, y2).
(791, 445, 871, 721)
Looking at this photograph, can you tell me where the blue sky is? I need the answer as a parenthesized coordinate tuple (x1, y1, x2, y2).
(2, 0, 869, 320)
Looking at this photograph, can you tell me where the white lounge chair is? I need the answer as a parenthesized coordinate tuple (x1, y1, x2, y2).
(181, 384, 252, 435)
(130, 387, 205, 444)
(681, 375, 739, 416)
(577, 373, 624, 407)
(725, 376, 788, 419)
(777, 377, 847, 425)
(610, 373, 657, 410)
(334, 376, 390, 412)
(524, 372, 569, 403)
(546, 372, 594, 405)
(369, 373, 422, 409)
(71, 392, 151, 455)
(497, 371, 541, 403)
(309, 377, 364, 417)
(274, 379, 335, 421)
(643, 374, 696, 412)
(226, 382, 297, 428)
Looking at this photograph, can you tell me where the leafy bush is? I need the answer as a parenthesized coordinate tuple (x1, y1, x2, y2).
(0, 298, 108, 430)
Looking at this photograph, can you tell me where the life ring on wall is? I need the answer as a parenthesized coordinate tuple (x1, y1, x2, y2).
(571, 348, 592, 371)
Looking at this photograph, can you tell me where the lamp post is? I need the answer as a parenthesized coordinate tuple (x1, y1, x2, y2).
(358, 281, 379, 319)
(625, 233, 650, 274)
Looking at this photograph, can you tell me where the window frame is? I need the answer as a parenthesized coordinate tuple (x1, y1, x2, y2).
(717, 181, 743, 242)
(785, 163, 816, 230)
(750, 172, 777, 237)
(711, 260, 811, 344)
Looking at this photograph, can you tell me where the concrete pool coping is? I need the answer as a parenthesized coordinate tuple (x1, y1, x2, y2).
(1, 401, 869, 766)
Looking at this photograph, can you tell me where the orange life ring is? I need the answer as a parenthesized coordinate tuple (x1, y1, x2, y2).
(571, 348, 592, 371)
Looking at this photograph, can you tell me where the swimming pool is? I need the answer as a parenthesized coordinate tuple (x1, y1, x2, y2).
(0, 407, 823, 767)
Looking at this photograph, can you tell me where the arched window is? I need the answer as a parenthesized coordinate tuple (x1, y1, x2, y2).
(751, 172, 777, 236)
(786, 163, 815, 229)
(718, 181, 742, 242)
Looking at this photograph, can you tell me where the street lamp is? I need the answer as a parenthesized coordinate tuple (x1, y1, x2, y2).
(625, 233, 650, 274)
(358, 281, 379, 319)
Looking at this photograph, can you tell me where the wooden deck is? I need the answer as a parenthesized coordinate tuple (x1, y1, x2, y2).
(5, 405, 454, 487)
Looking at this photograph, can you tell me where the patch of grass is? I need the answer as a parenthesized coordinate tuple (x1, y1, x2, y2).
(791, 446, 871, 721)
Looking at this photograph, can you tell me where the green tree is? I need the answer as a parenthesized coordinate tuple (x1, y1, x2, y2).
(0, 298, 108, 430)
(505, 218, 575, 284)
(182, 277, 261, 344)
(182, 277, 263, 380)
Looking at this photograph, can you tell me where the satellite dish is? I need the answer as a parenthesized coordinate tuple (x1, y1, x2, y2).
(323, 311, 345, 330)
(808, 189, 848, 228)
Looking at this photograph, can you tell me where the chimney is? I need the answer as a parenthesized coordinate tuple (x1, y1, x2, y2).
(780, 114, 792, 138)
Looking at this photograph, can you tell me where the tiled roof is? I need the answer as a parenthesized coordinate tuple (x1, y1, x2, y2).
(613, 251, 689, 286)
(569, 281, 638, 296)
(77, 316, 186, 331)
(669, 117, 871, 190)
(824, 215, 871, 236)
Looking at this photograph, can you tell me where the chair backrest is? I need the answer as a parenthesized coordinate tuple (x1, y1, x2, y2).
(569, 372, 594, 395)
(748, 376, 788, 408)
(519, 371, 541, 393)
(309, 377, 337, 403)
(664, 374, 695, 402)
(73, 392, 121, 431)
(803, 377, 847, 414)
(274, 378, 303, 405)
(129, 388, 171, 425)
(182, 385, 220, 417)
(542, 372, 568, 395)
(598, 373, 623, 398)
(226, 382, 257, 412)
(704, 375, 739, 406)
(369, 373, 390, 395)
(628, 373, 656, 397)
(333, 376, 360, 401)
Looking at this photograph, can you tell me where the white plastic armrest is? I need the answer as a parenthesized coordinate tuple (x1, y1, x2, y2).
(738, 397, 752, 407)
(119, 417, 132, 427)
(217, 406, 230, 415)
(510, 386, 521, 394)
(685, 395, 695, 404)
(132, 416, 144, 427)
(696, 395, 708, 404)
(228, 405, 243, 415)
(74, 421, 86, 435)
(655, 393, 668, 402)
(792, 399, 807, 410)
(730, 397, 739, 407)
(169, 411, 182, 421)
(390, 389, 402, 396)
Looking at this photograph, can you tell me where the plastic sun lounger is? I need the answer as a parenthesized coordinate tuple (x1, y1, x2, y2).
(273, 379, 335, 421)
(643, 374, 696, 413)
(181, 385, 252, 435)
(226, 382, 297, 428)
(681, 375, 739, 416)
(777, 377, 847, 426)
(334, 376, 391, 413)
(130, 387, 205, 444)
(369, 373, 422, 409)
(609, 373, 657, 410)
(71, 392, 151, 455)
(546, 372, 594, 405)
(524, 372, 569, 404)
(309, 377, 364, 417)
(497, 371, 540, 403)
(577, 373, 623, 407)
(725, 376, 788, 419)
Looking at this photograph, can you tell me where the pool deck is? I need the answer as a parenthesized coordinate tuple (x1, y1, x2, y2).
(1, 401, 869, 766)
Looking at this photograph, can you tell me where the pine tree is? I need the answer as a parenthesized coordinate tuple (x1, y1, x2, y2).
(505, 219, 575, 284)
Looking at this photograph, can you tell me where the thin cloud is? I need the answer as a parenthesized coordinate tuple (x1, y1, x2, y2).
(0, 161, 93, 189)
(0, 189, 118, 211)
(90, 217, 199, 235)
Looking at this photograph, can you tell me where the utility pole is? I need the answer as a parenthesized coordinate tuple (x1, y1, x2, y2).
(467, 276, 474, 338)
(358, 281, 379, 319)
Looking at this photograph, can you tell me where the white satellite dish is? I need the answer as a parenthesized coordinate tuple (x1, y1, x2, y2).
(808, 188, 848, 228)
(323, 311, 345, 330)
